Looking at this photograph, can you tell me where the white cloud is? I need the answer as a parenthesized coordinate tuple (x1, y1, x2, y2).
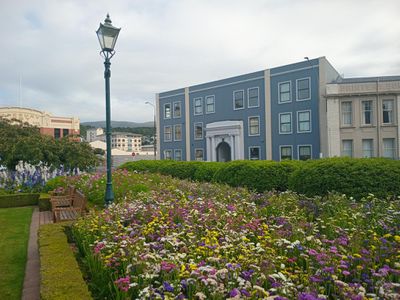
(0, 0, 399, 122)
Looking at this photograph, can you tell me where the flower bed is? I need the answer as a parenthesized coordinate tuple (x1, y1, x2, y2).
(72, 174, 400, 299)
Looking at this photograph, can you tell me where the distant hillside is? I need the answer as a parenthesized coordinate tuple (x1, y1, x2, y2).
(81, 121, 154, 128)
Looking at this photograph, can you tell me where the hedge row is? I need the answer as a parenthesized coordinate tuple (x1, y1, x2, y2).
(0, 193, 40, 208)
(39, 223, 92, 300)
(120, 158, 400, 199)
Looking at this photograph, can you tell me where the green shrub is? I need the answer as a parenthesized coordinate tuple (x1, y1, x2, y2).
(44, 176, 69, 193)
(0, 193, 39, 208)
(193, 162, 223, 182)
(39, 193, 51, 211)
(213, 160, 300, 192)
(158, 161, 201, 180)
(39, 223, 92, 300)
(288, 157, 400, 199)
(120, 160, 174, 173)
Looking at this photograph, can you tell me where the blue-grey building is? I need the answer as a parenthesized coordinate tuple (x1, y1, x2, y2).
(156, 57, 400, 161)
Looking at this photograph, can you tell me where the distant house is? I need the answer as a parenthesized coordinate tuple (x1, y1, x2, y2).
(86, 127, 104, 142)
(95, 132, 142, 153)
(0, 106, 80, 139)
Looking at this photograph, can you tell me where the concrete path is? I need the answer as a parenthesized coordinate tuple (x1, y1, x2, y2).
(22, 208, 53, 300)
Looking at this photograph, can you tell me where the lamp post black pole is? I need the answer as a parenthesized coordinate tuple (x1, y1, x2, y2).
(104, 56, 114, 205)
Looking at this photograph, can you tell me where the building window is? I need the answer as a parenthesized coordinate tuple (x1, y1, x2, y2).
(164, 126, 172, 142)
(341, 140, 353, 157)
(233, 90, 244, 110)
(278, 81, 291, 103)
(362, 139, 374, 158)
(298, 145, 312, 161)
(164, 150, 172, 160)
(297, 78, 311, 101)
(341, 101, 352, 126)
(194, 97, 203, 115)
(174, 149, 182, 161)
(362, 100, 373, 125)
(382, 100, 394, 124)
(248, 116, 260, 136)
(280, 146, 292, 160)
(195, 149, 204, 161)
(174, 124, 182, 141)
(279, 112, 292, 134)
(249, 146, 260, 160)
(54, 128, 61, 139)
(62, 129, 69, 137)
(248, 87, 259, 108)
(164, 103, 171, 119)
(194, 122, 203, 140)
(205, 95, 215, 114)
(173, 101, 181, 118)
(297, 110, 311, 133)
(383, 138, 396, 159)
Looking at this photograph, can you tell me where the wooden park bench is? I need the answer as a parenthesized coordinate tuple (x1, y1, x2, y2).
(51, 188, 87, 223)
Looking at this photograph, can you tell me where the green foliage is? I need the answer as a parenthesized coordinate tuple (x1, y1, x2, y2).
(288, 157, 400, 199)
(39, 193, 51, 211)
(44, 176, 69, 193)
(0, 118, 100, 171)
(0, 206, 33, 300)
(113, 126, 155, 136)
(39, 223, 92, 300)
(120, 160, 174, 173)
(0, 193, 39, 208)
(193, 162, 223, 182)
(159, 161, 202, 180)
(213, 160, 300, 192)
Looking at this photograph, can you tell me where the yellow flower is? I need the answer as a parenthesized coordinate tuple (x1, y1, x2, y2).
(394, 235, 400, 243)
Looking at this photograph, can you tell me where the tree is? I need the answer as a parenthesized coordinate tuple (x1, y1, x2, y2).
(0, 118, 100, 171)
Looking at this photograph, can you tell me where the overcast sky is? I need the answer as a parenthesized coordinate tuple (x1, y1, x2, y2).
(1, 0, 399, 123)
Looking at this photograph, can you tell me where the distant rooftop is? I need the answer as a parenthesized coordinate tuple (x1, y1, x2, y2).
(332, 75, 400, 84)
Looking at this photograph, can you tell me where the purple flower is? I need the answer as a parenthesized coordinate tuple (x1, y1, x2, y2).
(298, 292, 325, 300)
(240, 289, 250, 297)
(163, 281, 174, 293)
(229, 288, 240, 297)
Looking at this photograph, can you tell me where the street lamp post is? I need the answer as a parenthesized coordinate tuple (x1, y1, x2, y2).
(96, 14, 121, 205)
(145, 101, 157, 159)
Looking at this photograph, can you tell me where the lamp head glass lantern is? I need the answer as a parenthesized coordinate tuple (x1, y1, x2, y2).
(96, 14, 121, 52)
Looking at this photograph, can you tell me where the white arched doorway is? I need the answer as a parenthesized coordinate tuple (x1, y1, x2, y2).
(205, 120, 244, 161)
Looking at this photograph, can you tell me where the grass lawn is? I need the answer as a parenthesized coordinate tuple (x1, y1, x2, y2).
(0, 206, 33, 299)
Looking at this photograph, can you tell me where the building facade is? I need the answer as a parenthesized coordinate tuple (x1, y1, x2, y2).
(326, 77, 400, 159)
(156, 57, 361, 161)
(0, 107, 80, 139)
(86, 127, 104, 142)
(96, 132, 142, 153)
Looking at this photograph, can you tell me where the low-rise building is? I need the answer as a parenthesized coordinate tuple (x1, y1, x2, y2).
(86, 127, 104, 142)
(96, 132, 142, 153)
(0, 106, 79, 139)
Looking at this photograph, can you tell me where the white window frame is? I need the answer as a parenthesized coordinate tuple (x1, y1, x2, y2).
(233, 90, 245, 110)
(361, 100, 373, 125)
(163, 103, 171, 119)
(279, 112, 292, 134)
(164, 149, 172, 160)
(173, 124, 182, 141)
(279, 145, 293, 161)
(248, 116, 260, 136)
(383, 138, 396, 159)
(164, 126, 172, 142)
(194, 122, 203, 140)
(247, 87, 260, 108)
(362, 139, 374, 158)
(194, 97, 203, 115)
(341, 101, 353, 126)
(278, 81, 291, 104)
(248, 146, 261, 160)
(296, 77, 311, 101)
(205, 95, 215, 114)
(174, 149, 182, 161)
(195, 148, 204, 161)
(297, 110, 312, 133)
(341, 140, 353, 157)
(298, 145, 312, 161)
(173, 101, 182, 118)
(382, 99, 394, 124)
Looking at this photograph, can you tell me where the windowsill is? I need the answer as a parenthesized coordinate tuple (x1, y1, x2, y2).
(381, 123, 397, 127)
(360, 125, 376, 128)
(340, 126, 356, 129)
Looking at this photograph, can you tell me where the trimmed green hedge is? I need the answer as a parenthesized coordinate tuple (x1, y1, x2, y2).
(39, 193, 51, 211)
(0, 193, 39, 208)
(39, 223, 92, 300)
(288, 157, 400, 199)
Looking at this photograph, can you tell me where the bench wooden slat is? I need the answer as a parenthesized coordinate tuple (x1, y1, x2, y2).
(51, 188, 87, 223)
